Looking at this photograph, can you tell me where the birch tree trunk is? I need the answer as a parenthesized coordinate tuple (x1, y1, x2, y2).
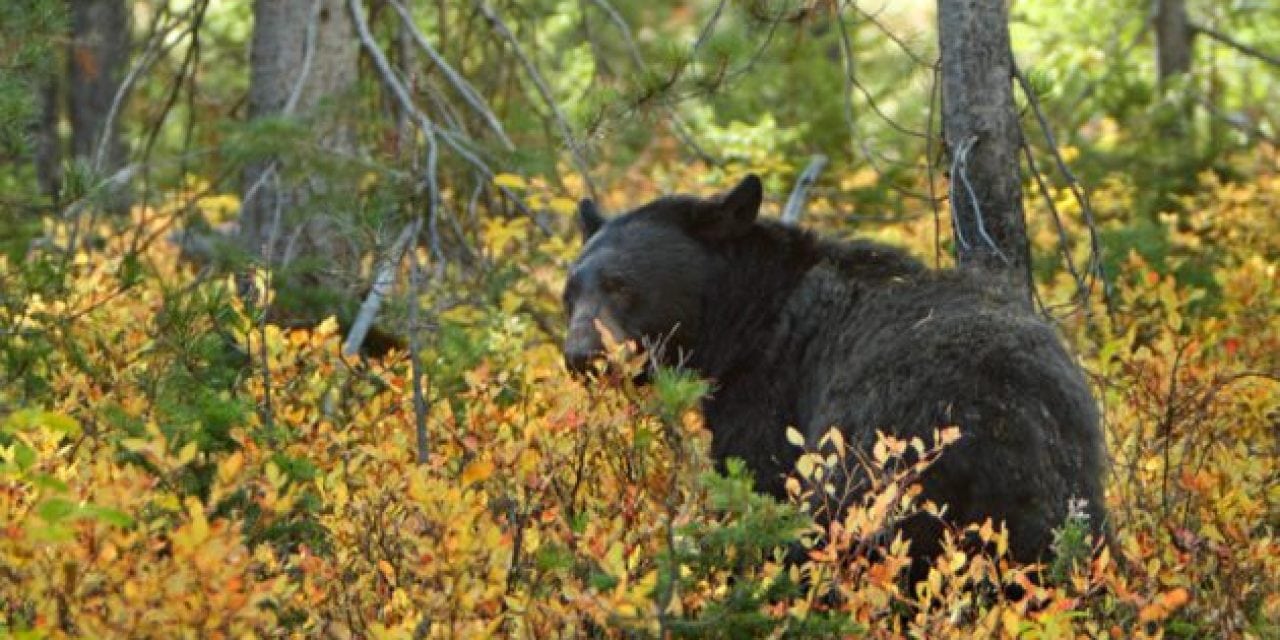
(937, 0, 1032, 304)
(239, 0, 358, 313)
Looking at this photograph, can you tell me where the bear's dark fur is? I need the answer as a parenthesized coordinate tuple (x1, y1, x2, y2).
(562, 175, 1107, 573)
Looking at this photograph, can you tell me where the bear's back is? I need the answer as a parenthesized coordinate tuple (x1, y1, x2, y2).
(782, 258, 1105, 563)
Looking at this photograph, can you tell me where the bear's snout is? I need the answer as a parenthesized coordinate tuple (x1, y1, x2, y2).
(563, 316, 606, 374)
(563, 343, 603, 374)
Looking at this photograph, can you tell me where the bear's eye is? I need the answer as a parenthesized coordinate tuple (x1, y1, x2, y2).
(599, 274, 627, 295)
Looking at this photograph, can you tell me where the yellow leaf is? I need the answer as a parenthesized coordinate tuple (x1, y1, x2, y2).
(462, 460, 495, 486)
(548, 197, 578, 216)
(218, 451, 245, 484)
(378, 559, 397, 586)
(634, 570, 658, 597)
(493, 173, 527, 189)
(186, 496, 209, 544)
(785, 426, 805, 448)
(316, 316, 339, 337)
(177, 441, 199, 465)
(938, 426, 961, 447)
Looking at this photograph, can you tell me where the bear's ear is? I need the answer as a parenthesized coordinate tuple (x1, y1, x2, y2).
(697, 174, 763, 239)
(578, 199, 605, 239)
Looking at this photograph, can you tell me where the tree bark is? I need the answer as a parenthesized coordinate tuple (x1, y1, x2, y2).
(33, 74, 62, 202)
(1155, 0, 1192, 83)
(67, 0, 130, 209)
(239, 0, 358, 273)
(937, 0, 1032, 303)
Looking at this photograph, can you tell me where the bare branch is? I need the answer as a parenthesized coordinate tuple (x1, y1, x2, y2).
(407, 231, 431, 464)
(476, 1, 599, 200)
(782, 154, 828, 225)
(388, 0, 515, 149)
(93, 11, 192, 173)
(586, 0, 718, 164)
(690, 0, 728, 59)
(350, 0, 497, 187)
(1191, 22, 1280, 69)
(350, 0, 537, 228)
(1019, 129, 1085, 302)
(1013, 64, 1109, 309)
(342, 220, 421, 357)
(1194, 94, 1278, 145)
(846, 1, 933, 67)
(835, 10, 937, 205)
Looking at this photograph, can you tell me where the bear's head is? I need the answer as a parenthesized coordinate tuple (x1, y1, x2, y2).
(562, 174, 764, 374)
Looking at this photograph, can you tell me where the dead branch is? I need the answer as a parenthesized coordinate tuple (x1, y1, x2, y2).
(1191, 23, 1280, 69)
(1013, 64, 1109, 310)
(408, 242, 431, 463)
(342, 220, 421, 357)
(476, 1, 600, 200)
(782, 154, 828, 225)
(350, 0, 509, 196)
(586, 0, 718, 164)
(1194, 94, 1278, 145)
(93, 10, 192, 173)
(846, 1, 932, 66)
(388, 0, 514, 149)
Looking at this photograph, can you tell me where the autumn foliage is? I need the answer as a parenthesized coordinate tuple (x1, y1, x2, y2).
(2, 149, 1279, 638)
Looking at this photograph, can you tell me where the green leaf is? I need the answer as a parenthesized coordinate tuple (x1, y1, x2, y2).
(36, 497, 78, 523)
(13, 441, 36, 471)
(30, 473, 68, 492)
(82, 505, 135, 528)
(4, 409, 81, 436)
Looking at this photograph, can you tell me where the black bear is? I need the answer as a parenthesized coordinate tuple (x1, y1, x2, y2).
(562, 174, 1107, 573)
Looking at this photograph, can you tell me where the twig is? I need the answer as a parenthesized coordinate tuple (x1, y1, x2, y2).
(1019, 134, 1085, 304)
(350, 0, 535, 223)
(586, 0, 718, 164)
(690, 0, 728, 59)
(342, 220, 421, 357)
(1192, 22, 1280, 69)
(1194, 94, 1278, 145)
(1013, 64, 1109, 310)
(408, 230, 431, 465)
(352, 1, 494, 186)
(93, 18, 191, 174)
(476, 1, 599, 200)
(782, 154, 828, 225)
(388, 0, 515, 149)
(846, 1, 933, 67)
(833, 9, 937, 206)
(284, 0, 323, 114)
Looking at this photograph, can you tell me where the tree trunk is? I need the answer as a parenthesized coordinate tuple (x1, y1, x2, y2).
(1155, 0, 1192, 83)
(937, 0, 1032, 303)
(239, 0, 357, 284)
(68, 0, 130, 208)
(32, 74, 62, 203)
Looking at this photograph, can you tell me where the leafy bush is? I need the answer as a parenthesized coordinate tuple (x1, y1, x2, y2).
(2, 150, 1278, 637)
